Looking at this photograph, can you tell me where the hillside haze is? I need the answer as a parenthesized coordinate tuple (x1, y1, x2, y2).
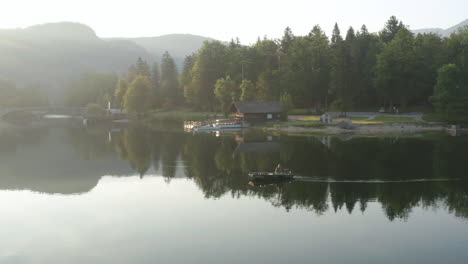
(0, 22, 154, 101)
(1, 19, 467, 103)
(113, 34, 215, 69)
(413, 18, 468, 36)
(0, 22, 211, 102)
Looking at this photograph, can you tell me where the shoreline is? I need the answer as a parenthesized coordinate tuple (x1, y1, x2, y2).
(265, 123, 447, 135)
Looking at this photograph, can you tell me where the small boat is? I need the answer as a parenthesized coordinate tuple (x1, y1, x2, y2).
(249, 178, 293, 187)
(248, 171, 293, 180)
(214, 119, 242, 129)
(190, 118, 243, 132)
(193, 125, 217, 132)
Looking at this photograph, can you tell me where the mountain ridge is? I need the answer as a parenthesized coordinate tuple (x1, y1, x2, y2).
(413, 18, 468, 36)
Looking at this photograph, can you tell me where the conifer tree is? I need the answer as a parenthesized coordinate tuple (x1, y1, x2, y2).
(150, 62, 161, 108)
(380, 16, 406, 43)
(160, 52, 180, 106)
(123, 75, 152, 115)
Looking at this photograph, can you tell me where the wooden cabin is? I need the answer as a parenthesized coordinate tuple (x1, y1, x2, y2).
(229, 101, 282, 121)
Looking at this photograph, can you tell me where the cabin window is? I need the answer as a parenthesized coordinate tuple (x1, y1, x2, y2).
(267, 114, 272, 119)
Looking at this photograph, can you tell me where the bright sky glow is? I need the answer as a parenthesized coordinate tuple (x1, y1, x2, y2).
(1, 0, 467, 43)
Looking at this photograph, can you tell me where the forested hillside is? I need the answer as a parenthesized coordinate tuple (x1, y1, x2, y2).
(1, 17, 467, 120)
(0, 22, 153, 101)
(103, 16, 467, 120)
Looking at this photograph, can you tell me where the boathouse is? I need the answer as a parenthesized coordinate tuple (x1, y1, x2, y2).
(229, 101, 282, 121)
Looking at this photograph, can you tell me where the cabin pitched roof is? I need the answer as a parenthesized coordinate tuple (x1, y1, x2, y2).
(230, 101, 281, 114)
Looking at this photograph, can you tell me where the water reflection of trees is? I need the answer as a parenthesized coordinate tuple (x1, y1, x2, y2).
(0, 127, 48, 153)
(67, 126, 468, 220)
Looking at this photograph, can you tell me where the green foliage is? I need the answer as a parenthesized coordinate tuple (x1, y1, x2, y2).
(160, 52, 181, 107)
(375, 28, 417, 107)
(433, 64, 468, 116)
(256, 70, 280, 100)
(123, 125, 151, 176)
(281, 27, 294, 54)
(114, 79, 128, 109)
(123, 75, 152, 115)
(0, 80, 48, 107)
(330, 24, 358, 113)
(35, 18, 467, 117)
(240, 79, 256, 101)
(150, 62, 161, 108)
(379, 16, 406, 43)
(214, 76, 238, 112)
(370, 116, 421, 124)
(85, 103, 107, 117)
(268, 120, 326, 129)
(352, 25, 382, 106)
(128, 57, 151, 82)
(66, 73, 118, 107)
(280, 92, 294, 114)
(148, 110, 221, 122)
(181, 55, 196, 107)
(190, 41, 229, 111)
(288, 108, 313, 115)
(2, 110, 38, 124)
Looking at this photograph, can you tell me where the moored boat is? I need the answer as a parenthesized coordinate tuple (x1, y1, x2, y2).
(190, 118, 243, 132)
(193, 125, 218, 132)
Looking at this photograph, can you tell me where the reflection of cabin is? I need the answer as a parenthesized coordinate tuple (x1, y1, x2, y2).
(229, 101, 282, 121)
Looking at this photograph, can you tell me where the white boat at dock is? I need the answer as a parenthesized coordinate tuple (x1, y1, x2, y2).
(185, 118, 244, 132)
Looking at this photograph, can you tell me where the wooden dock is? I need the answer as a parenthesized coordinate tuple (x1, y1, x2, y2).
(447, 125, 468, 136)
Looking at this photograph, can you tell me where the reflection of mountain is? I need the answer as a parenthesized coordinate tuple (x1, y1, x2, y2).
(0, 127, 135, 194)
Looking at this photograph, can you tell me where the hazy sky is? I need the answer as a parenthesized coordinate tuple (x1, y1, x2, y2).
(1, 0, 466, 43)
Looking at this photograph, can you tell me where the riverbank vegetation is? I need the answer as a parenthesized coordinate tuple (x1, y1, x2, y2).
(0, 80, 48, 107)
(147, 110, 221, 122)
(63, 16, 468, 122)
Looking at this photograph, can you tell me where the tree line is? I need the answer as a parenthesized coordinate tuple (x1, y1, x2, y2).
(67, 16, 468, 118)
(0, 80, 48, 108)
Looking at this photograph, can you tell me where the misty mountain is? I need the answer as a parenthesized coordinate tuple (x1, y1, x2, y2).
(0, 22, 153, 100)
(0, 22, 214, 101)
(113, 34, 215, 70)
(413, 18, 468, 36)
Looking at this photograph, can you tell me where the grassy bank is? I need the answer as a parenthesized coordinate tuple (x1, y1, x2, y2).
(265, 120, 327, 129)
(422, 113, 468, 124)
(2, 111, 39, 125)
(147, 110, 223, 122)
(263, 114, 430, 132)
(354, 116, 422, 124)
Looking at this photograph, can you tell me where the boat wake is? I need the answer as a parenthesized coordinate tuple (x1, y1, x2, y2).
(292, 176, 461, 183)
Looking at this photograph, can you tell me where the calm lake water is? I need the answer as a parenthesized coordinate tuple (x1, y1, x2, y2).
(0, 120, 467, 264)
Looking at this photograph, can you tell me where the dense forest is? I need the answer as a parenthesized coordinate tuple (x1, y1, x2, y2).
(74, 16, 466, 118)
(3, 16, 467, 119)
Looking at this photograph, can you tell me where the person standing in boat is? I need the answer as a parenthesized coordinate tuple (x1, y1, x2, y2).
(275, 164, 285, 175)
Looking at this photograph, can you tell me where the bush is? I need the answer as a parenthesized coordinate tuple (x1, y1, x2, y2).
(85, 103, 107, 117)
(2, 110, 38, 124)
